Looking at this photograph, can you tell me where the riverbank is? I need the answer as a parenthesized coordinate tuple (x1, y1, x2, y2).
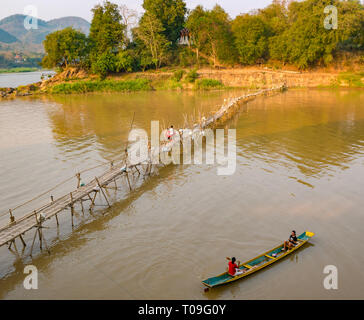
(0, 67, 363, 99)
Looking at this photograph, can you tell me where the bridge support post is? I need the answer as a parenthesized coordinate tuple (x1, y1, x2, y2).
(95, 177, 111, 207)
(125, 171, 132, 191)
(19, 234, 26, 248)
(70, 192, 74, 227)
(9, 209, 15, 224)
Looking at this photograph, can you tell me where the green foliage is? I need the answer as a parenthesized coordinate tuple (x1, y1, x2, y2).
(338, 71, 364, 87)
(268, 0, 364, 69)
(173, 69, 185, 81)
(89, 1, 126, 54)
(186, 5, 238, 67)
(142, 0, 187, 46)
(37, 0, 364, 76)
(89, 1, 126, 76)
(257, 1, 288, 36)
(185, 69, 198, 83)
(41, 27, 89, 69)
(115, 50, 135, 72)
(194, 78, 224, 90)
(154, 78, 183, 90)
(51, 78, 152, 94)
(232, 14, 271, 65)
(91, 52, 116, 78)
(177, 47, 196, 67)
(134, 12, 170, 69)
(337, 0, 364, 51)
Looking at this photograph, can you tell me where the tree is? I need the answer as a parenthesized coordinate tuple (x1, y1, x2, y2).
(119, 4, 139, 45)
(186, 5, 237, 67)
(42, 27, 89, 69)
(89, 1, 127, 76)
(134, 12, 170, 69)
(337, 0, 364, 51)
(269, 0, 364, 69)
(89, 1, 126, 54)
(232, 14, 271, 65)
(257, 0, 288, 36)
(142, 0, 187, 46)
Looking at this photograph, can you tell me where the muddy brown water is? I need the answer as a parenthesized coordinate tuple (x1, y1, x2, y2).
(0, 87, 363, 299)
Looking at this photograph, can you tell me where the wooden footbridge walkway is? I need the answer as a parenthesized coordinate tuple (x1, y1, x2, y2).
(0, 84, 286, 257)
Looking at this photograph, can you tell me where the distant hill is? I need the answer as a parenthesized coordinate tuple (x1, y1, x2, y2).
(0, 14, 90, 52)
(48, 17, 90, 35)
(0, 28, 18, 43)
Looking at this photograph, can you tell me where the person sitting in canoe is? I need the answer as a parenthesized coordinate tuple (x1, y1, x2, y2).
(228, 257, 244, 277)
(282, 230, 298, 251)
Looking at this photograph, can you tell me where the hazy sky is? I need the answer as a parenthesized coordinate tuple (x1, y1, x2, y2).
(1, 0, 273, 22)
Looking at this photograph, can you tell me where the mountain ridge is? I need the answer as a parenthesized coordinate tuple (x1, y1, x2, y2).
(0, 14, 90, 52)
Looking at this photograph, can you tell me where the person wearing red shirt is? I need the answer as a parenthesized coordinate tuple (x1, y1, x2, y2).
(228, 257, 244, 277)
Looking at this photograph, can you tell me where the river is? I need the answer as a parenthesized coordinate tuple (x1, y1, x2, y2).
(0, 84, 363, 299)
(0, 71, 55, 88)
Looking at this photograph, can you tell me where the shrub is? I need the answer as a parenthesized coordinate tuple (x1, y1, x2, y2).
(173, 69, 185, 82)
(338, 72, 364, 87)
(91, 52, 117, 79)
(185, 69, 198, 83)
(194, 78, 224, 90)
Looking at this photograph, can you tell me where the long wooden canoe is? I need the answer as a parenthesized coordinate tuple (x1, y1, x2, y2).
(202, 231, 315, 288)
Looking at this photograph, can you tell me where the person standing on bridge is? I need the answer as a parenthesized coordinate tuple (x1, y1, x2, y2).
(167, 125, 175, 141)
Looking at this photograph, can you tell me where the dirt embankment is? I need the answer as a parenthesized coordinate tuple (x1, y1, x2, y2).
(196, 67, 339, 88)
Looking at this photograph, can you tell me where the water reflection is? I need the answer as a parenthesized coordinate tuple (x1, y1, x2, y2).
(37, 90, 248, 161)
(234, 90, 364, 179)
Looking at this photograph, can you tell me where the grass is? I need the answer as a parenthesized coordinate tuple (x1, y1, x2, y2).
(50, 78, 153, 94)
(0, 67, 39, 74)
(194, 78, 225, 90)
(154, 78, 183, 90)
(337, 71, 364, 88)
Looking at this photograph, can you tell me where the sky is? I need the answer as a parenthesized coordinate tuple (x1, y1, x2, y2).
(0, 0, 274, 22)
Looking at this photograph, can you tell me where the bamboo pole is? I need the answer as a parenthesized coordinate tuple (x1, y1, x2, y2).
(90, 191, 98, 210)
(95, 177, 111, 207)
(76, 173, 81, 188)
(9, 209, 15, 224)
(29, 227, 38, 257)
(125, 171, 132, 191)
(51, 195, 59, 226)
(80, 199, 85, 215)
(19, 234, 26, 247)
(38, 227, 42, 250)
(70, 192, 74, 227)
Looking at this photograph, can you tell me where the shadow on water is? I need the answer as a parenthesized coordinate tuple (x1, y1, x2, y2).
(202, 242, 315, 300)
(0, 162, 180, 299)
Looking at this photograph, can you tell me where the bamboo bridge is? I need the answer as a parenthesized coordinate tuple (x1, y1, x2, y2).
(0, 84, 286, 258)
